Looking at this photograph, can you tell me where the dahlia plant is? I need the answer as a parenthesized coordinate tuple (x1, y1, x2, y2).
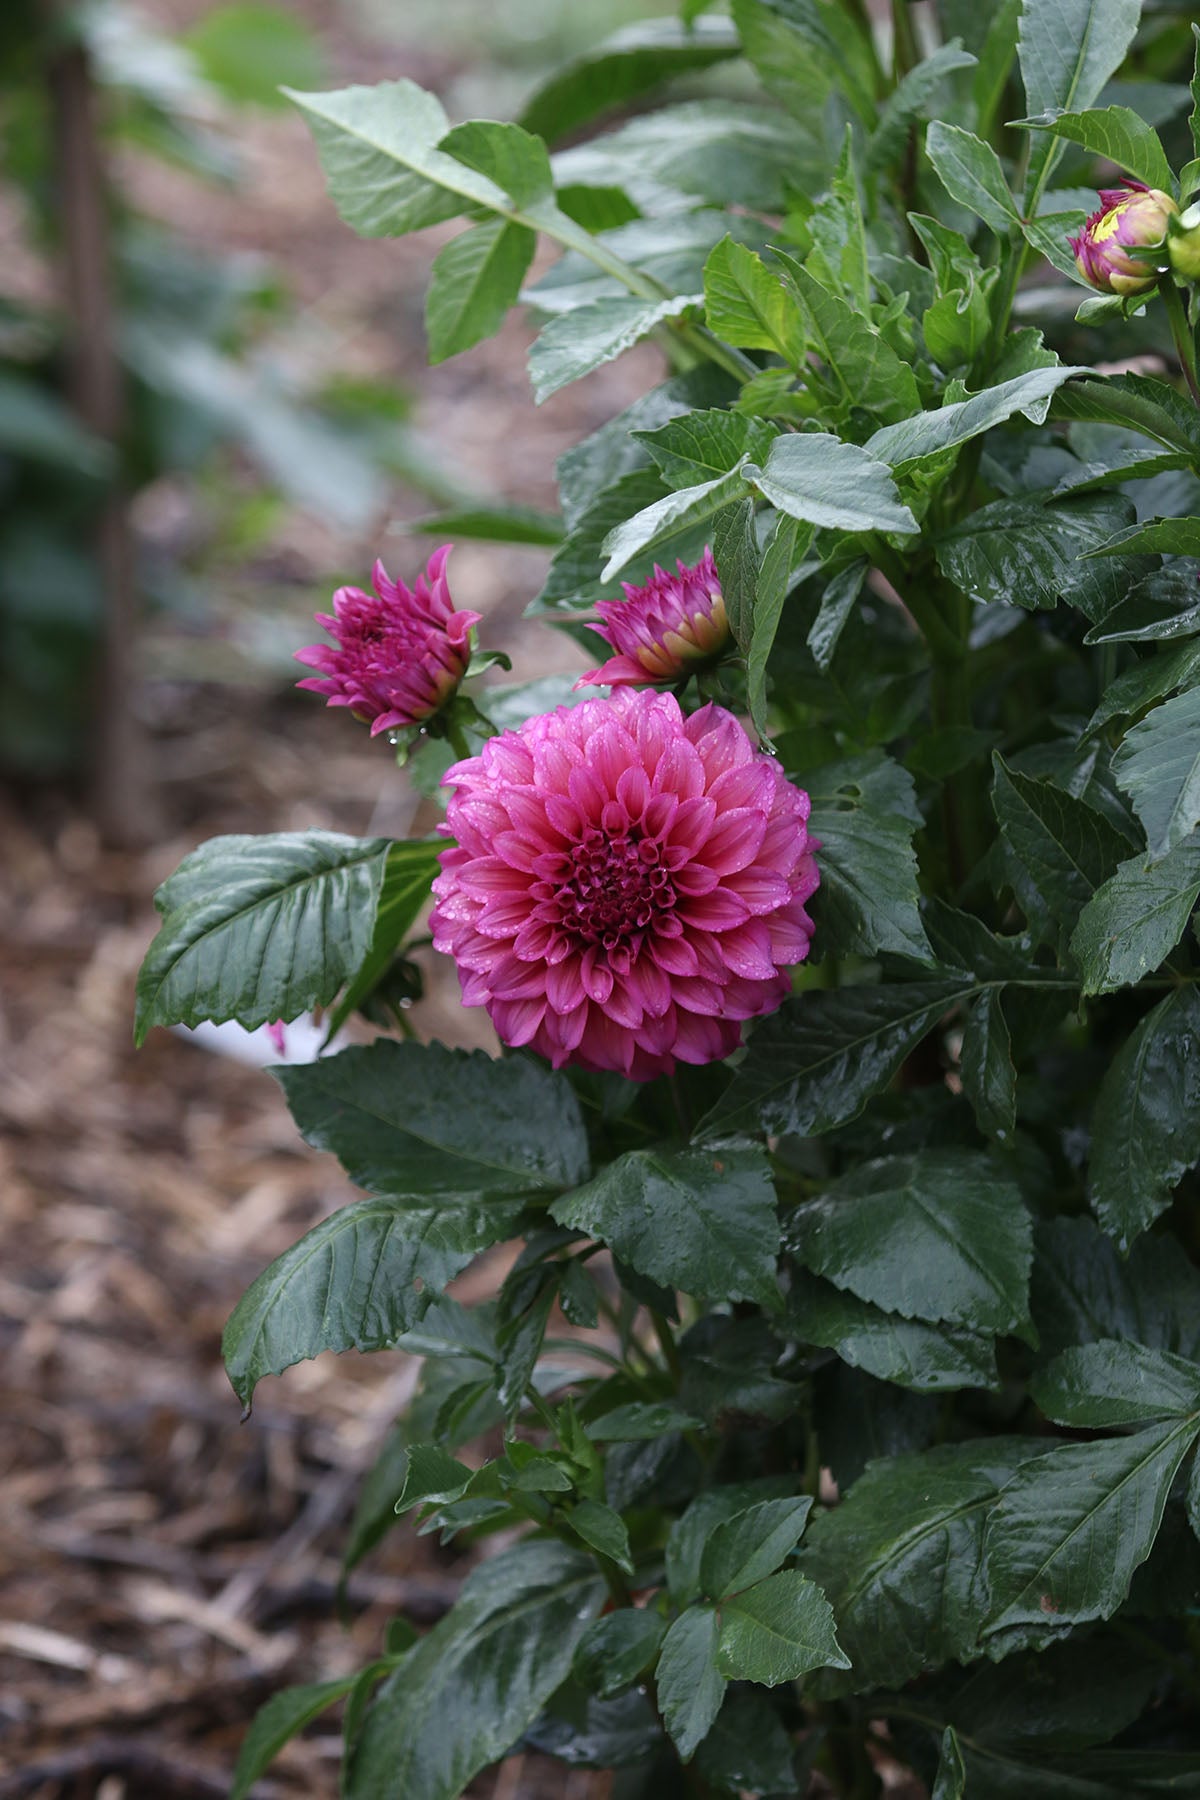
(137, 3, 1200, 1795)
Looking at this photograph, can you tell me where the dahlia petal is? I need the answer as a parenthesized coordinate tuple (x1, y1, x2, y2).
(700, 807, 768, 875)
(678, 889, 752, 931)
(649, 932, 700, 977)
(492, 997, 547, 1047)
(717, 920, 778, 981)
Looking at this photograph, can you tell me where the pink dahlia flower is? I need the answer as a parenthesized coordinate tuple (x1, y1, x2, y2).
(295, 545, 481, 735)
(577, 548, 731, 689)
(1069, 181, 1178, 296)
(430, 688, 818, 1081)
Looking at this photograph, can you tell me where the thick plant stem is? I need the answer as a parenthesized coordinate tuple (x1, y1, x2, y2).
(1162, 278, 1200, 405)
(890, 0, 920, 80)
(445, 718, 473, 761)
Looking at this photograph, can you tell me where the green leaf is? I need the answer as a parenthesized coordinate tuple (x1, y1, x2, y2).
(805, 752, 932, 962)
(934, 493, 1140, 619)
(747, 433, 918, 536)
(867, 367, 1086, 474)
(395, 1444, 474, 1510)
(516, 16, 741, 143)
(323, 838, 442, 1038)
(437, 119, 552, 208)
(552, 1144, 781, 1310)
(346, 1540, 606, 1800)
(1019, 104, 1176, 197)
(789, 1270, 1000, 1393)
(279, 1040, 589, 1201)
(711, 496, 761, 654)
(1050, 373, 1200, 458)
(699, 980, 974, 1139)
(657, 1606, 726, 1761)
(703, 235, 804, 362)
(785, 1149, 1032, 1335)
(554, 98, 825, 213)
(222, 1197, 516, 1406)
(700, 1497, 814, 1599)
(981, 1421, 1200, 1640)
(557, 370, 729, 530)
(600, 463, 749, 579)
(1086, 515, 1200, 559)
(572, 1610, 667, 1698)
(1032, 1214, 1200, 1363)
(746, 514, 803, 739)
(730, 0, 873, 126)
(807, 557, 867, 672)
(286, 80, 505, 236)
(715, 1569, 849, 1685)
(797, 1438, 1045, 1688)
(1017, 0, 1143, 205)
(231, 1675, 359, 1800)
(1086, 642, 1200, 739)
(588, 1401, 704, 1441)
(529, 294, 699, 405)
(635, 408, 778, 488)
(992, 754, 1131, 948)
(536, 469, 668, 614)
(666, 1481, 799, 1608)
(1112, 685, 1200, 857)
(569, 1499, 634, 1574)
(933, 1728, 967, 1800)
(1033, 1341, 1200, 1427)
(135, 831, 392, 1043)
(782, 260, 921, 425)
(403, 504, 563, 546)
(425, 218, 536, 363)
(693, 1688, 800, 1797)
(960, 988, 1017, 1143)
(1088, 986, 1200, 1250)
(926, 121, 1021, 233)
(867, 45, 979, 183)
(1070, 834, 1200, 995)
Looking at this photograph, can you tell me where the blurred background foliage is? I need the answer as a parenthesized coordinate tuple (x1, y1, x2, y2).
(0, 0, 682, 798)
(4, 0, 1199, 795)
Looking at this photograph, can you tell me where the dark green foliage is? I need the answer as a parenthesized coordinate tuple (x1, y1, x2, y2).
(135, 1, 1200, 1794)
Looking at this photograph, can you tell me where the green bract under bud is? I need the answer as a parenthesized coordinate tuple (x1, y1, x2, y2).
(1167, 200, 1200, 282)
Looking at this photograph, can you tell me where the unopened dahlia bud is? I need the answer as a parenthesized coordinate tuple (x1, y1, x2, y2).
(576, 548, 732, 689)
(430, 687, 818, 1081)
(295, 545, 481, 735)
(1069, 182, 1179, 296)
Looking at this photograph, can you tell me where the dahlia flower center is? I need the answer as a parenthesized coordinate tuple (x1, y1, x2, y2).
(552, 826, 674, 951)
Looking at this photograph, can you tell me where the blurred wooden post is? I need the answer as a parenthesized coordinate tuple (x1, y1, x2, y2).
(44, 9, 155, 845)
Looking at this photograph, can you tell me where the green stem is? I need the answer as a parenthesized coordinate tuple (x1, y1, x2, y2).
(890, 0, 920, 80)
(650, 1308, 683, 1386)
(1162, 277, 1200, 406)
(445, 718, 472, 760)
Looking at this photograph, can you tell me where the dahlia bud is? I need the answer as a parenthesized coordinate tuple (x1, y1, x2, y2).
(1069, 182, 1179, 296)
(295, 545, 481, 736)
(576, 548, 732, 690)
